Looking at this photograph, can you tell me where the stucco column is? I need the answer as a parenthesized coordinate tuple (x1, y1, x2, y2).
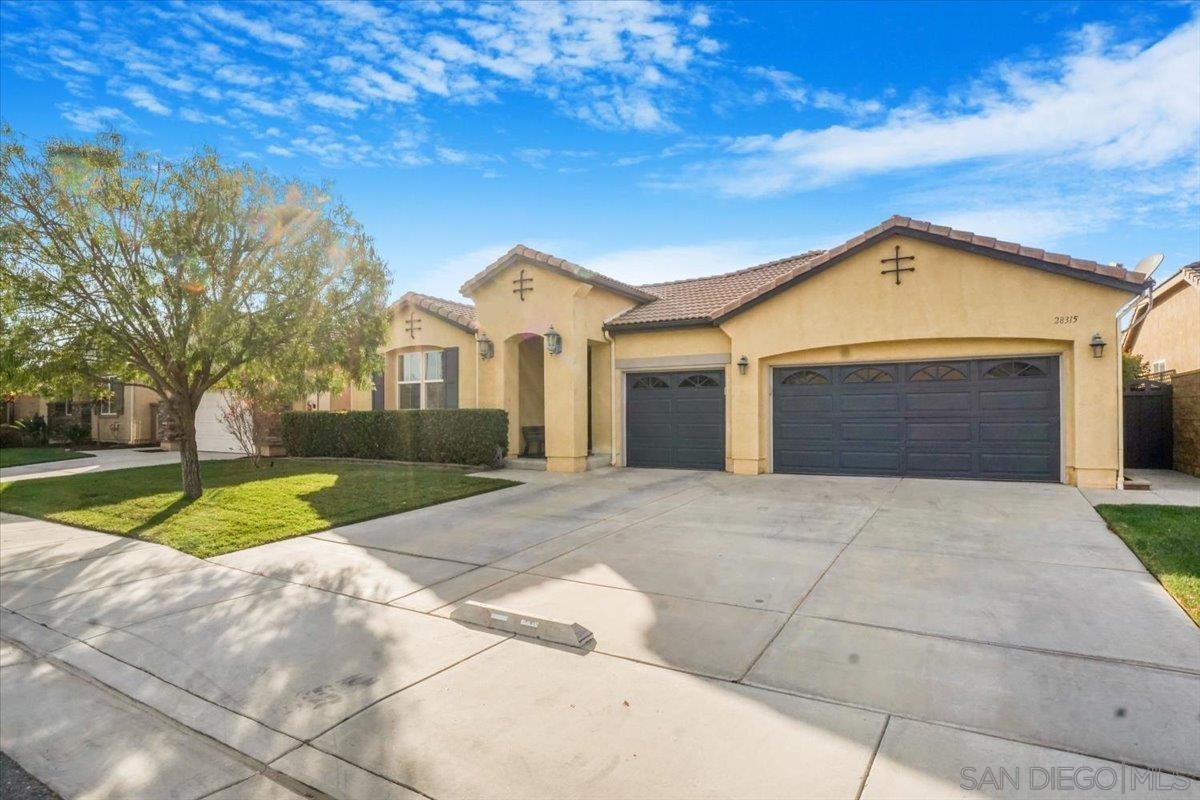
(1073, 325, 1121, 489)
(729, 352, 762, 475)
(543, 288, 591, 472)
(501, 336, 521, 457)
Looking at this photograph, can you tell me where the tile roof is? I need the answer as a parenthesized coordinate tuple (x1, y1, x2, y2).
(606, 250, 825, 328)
(394, 291, 478, 332)
(460, 244, 656, 302)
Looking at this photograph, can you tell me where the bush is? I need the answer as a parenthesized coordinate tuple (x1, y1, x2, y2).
(65, 424, 91, 445)
(279, 409, 508, 466)
(0, 425, 23, 448)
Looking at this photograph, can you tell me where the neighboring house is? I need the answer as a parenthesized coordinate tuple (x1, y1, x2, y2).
(379, 215, 1148, 489)
(3, 380, 160, 445)
(1123, 262, 1200, 376)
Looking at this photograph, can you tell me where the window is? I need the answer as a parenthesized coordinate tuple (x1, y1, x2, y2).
(631, 375, 668, 389)
(679, 374, 719, 388)
(98, 378, 121, 415)
(398, 350, 444, 409)
(1150, 360, 1167, 374)
(780, 369, 829, 386)
(985, 360, 1045, 378)
(843, 367, 893, 383)
(910, 364, 966, 381)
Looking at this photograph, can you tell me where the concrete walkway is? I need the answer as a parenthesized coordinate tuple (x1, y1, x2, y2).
(0, 448, 241, 483)
(1, 469, 1197, 799)
(1082, 468, 1200, 507)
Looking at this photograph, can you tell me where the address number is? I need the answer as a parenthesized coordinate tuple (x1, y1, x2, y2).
(1054, 315, 1078, 324)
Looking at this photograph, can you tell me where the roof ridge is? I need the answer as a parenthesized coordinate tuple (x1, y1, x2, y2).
(460, 243, 657, 302)
(400, 290, 475, 309)
(637, 249, 826, 289)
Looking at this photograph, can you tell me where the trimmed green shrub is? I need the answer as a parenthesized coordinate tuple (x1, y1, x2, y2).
(280, 409, 508, 466)
(0, 425, 24, 448)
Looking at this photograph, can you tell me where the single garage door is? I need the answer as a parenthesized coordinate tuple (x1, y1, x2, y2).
(626, 370, 725, 470)
(194, 392, 242, 453)
(773, 356, 1060, 481)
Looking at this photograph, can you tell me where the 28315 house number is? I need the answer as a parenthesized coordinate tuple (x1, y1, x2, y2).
(1053, 315, 1078, 324)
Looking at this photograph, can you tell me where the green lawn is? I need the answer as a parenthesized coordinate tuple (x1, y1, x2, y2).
(0, 458, 520, 558)
(0, 447, 94, 469)
(1096, 504, 1200, 625)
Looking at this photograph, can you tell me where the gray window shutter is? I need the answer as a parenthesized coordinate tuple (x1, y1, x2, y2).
(371, 371, 384, 410)
(110, 379, 125, 414)
(443, 348, 459, 409)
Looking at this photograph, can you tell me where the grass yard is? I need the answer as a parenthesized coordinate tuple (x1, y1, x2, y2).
(0, 458, 520, 558)
(0, 447, 94, 469)
(1096, 504, 1200, 625)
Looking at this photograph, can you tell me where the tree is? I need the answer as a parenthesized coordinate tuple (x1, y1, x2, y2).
(1122, 352, 1148, 388)
(1, 129, 389, 497)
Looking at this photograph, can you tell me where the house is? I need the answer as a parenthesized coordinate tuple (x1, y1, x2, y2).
(1122, 262, 1200, 376)
(369, 216, 1152, 489)
(4, 380, 160, 445)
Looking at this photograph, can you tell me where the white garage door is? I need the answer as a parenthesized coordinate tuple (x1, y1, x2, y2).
(194, 393, 243, 453)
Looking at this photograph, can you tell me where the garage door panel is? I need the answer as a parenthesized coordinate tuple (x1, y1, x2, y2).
(904, 392, 972, 412)
(774, 356, 1059, 481)
(840, 450, 901, 472)
(776, 395, 834, 413)
(840, 421, 902, 441)
(906, 452, 974, 474)
(980, 390, 1053, 411)
(980, 421, 1054, 443)
(626, 371, 725, 470)
(839, 394, 900, 413)
(907, 422, 972, 441)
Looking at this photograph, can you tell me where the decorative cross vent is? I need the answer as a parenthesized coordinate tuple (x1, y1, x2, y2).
(512, 268, 534, 301)
(405, 312, 422, 339)
(880, 245, 916, 285)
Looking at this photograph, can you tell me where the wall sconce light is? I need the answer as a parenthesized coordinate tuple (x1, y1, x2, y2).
(545, 325, 563, 356)
(1089, 333, 1107, 359)
(737, 355, 749, 375)
(477, 336, 494, 360)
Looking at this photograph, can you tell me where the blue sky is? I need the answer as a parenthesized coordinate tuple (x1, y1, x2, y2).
(2, 0, 1197, 301)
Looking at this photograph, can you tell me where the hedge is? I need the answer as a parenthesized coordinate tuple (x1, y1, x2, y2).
(279, 409, 508, 466)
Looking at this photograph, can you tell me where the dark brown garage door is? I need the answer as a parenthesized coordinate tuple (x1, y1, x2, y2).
(772, 357, 1060, 481)
(626, 370, 725, 470)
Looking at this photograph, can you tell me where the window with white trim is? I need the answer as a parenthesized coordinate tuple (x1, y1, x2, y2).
(397, 350, 445, 409)
(98, 379, 119, 415)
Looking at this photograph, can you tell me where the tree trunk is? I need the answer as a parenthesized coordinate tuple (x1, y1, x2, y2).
(171, 396, 203, 499)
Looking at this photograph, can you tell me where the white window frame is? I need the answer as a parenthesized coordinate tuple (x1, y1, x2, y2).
(98, 379, 119, 416)
(1150, 359, 1167, 374)
(397, 350, 444, 409)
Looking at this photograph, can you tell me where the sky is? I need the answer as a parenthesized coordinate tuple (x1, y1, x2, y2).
(1, 0, 1197, 302)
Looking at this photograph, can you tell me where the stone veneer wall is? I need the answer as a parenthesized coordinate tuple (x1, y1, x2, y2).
(1173, 369, 1200, 477)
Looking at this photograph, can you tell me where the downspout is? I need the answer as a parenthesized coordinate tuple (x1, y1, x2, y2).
(474, 332, 481, 408)
(603, 328, 617, 466)
(1114, 281, 1155, 489)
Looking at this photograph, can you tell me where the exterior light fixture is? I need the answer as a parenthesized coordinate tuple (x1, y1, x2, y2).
(1089, 333, 1107, 359)
(737, 355, 749, 375)
(477, 336, 494, 360)
(545, 325, 563, 356)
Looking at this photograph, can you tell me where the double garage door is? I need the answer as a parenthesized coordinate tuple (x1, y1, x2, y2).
(623, 356, 1060, 481)
(773, 356, 1060, 481)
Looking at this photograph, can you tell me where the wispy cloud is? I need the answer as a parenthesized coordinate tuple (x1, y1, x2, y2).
(691, 19, 1200, 197)
(58, 103, 135, 132)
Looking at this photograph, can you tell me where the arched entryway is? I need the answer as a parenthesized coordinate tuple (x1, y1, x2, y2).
(504, 333, 546, 458)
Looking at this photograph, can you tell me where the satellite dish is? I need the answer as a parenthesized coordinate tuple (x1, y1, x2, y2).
(1133, 253, 1164, 275)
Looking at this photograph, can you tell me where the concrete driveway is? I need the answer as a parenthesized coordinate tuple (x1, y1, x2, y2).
(0, 447, 241, 483)
(1, 468, 1197, 799)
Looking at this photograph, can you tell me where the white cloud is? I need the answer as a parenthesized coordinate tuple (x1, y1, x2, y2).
(59, 104, 134, 132)
(201, 5, 306, 50)
(306, 91, 366, 117)
(180, 107, 227, 125)
(214, 64, 272, 87)
(118, 84, 170, 115)
(702, 18, 1200, 197)
(266, 144, 295, 157)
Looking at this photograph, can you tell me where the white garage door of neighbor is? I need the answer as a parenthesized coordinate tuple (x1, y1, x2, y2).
(194, 393, 243, 453)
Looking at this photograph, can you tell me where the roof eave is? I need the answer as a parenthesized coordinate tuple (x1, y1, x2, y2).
(460, 250, 656, 303)
(604, 317, 717, 332)
(711, 227, 1147, 325)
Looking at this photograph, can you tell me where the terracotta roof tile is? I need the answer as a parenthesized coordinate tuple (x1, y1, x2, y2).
(394, 291, 478, 332)
(460, 244, 656, 302)
(605, 250, 826, 328)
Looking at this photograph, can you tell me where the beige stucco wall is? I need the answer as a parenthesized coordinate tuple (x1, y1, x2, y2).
(93, 385, 158, 444)
(380, 299, 478, 410)
(1173, 369, 1200, 477)
(470, 260, 637, 471)
(1129, 283, 1200, 375)
(718, 234, 1132, 487)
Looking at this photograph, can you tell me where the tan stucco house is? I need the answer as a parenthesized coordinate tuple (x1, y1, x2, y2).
(4, 381, 160, 445)
(1123, 263, 1199, 376)
(367, 216, 1151, 489)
